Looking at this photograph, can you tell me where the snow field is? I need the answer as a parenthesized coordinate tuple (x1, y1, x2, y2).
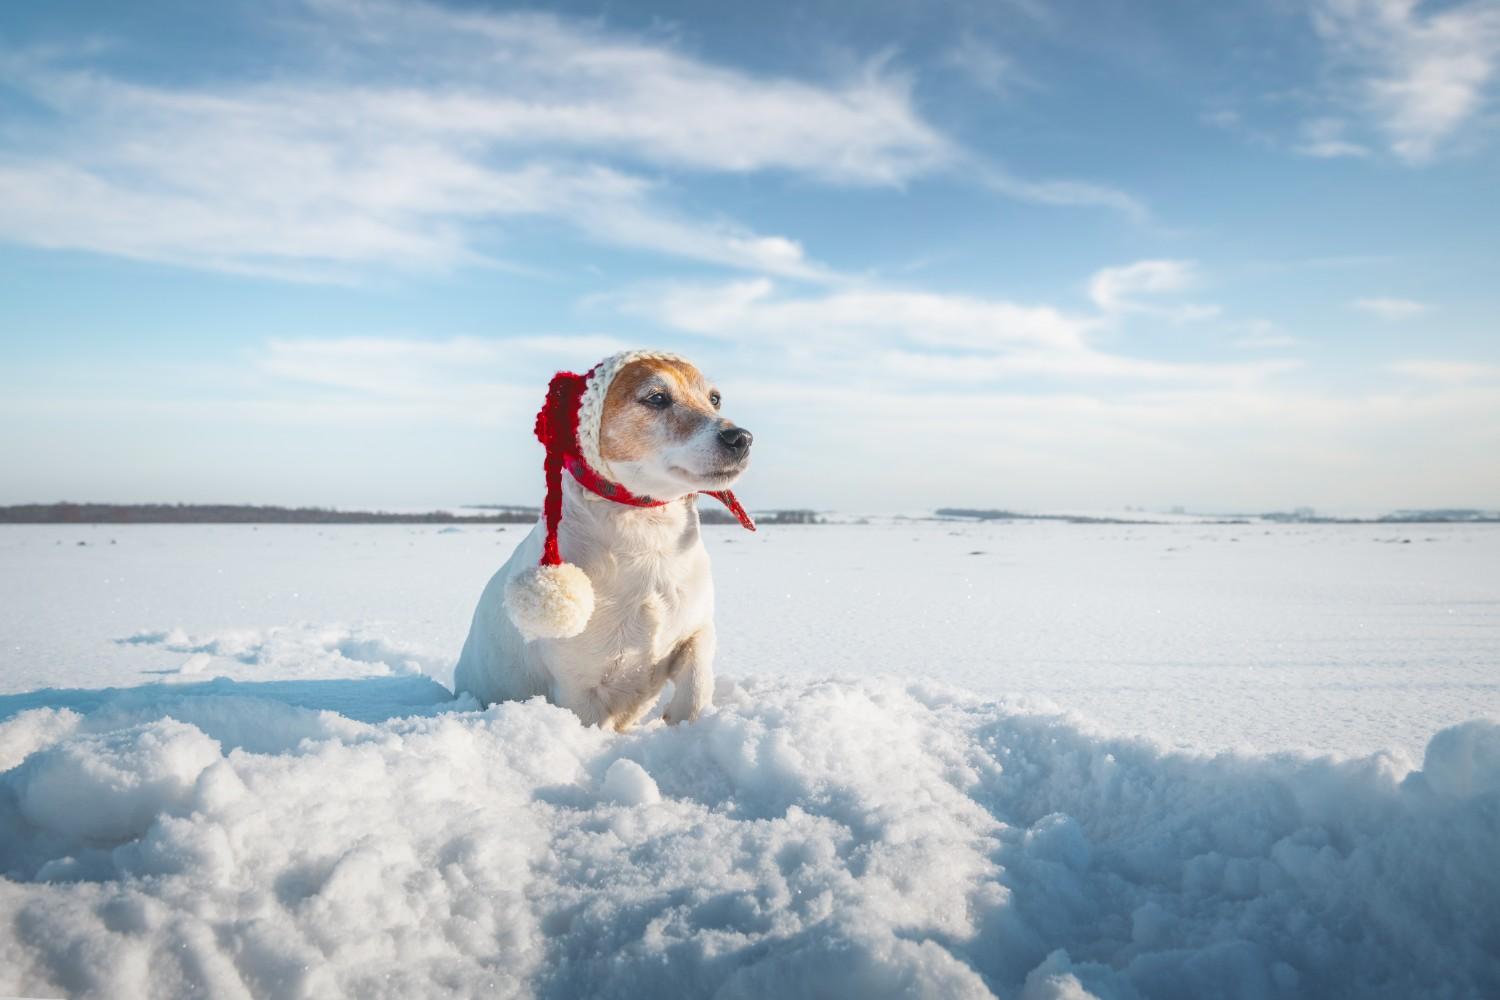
(4, 520, 1496, 758)
(1, 520, 1497, 997)
(1, 676, 1497, 998)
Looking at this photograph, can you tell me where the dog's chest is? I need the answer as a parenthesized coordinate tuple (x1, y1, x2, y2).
(584, 548, 708, 665)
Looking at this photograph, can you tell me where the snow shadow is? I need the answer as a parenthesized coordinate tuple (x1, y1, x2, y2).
(0, 674, 462, 780)
(0, 674, 465, 888)
(949, 710, 1500, 999)
(0, 674, 457, 730)
(113, 622, 453, 680)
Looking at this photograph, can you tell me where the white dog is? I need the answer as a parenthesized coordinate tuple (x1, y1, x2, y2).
(454, 350, 755, 730)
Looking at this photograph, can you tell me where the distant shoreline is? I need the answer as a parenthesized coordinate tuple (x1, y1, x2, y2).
(0, 502, 821, 526)
(1, 502, 1495, 526)
(935, 507, 1500, 525)
(0, 503, 538, 525)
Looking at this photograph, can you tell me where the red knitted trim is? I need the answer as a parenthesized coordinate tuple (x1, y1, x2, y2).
(702, 489, 756, 532)
(564, 454, 670, 508)
(564, 455, 756, 531)
(535, 371, 588, 566)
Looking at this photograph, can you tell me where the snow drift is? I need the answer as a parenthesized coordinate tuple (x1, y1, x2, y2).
(1, 675, 1496, 999)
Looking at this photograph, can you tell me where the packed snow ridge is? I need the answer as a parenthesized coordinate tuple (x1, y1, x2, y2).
(1, 674, 1497, 999)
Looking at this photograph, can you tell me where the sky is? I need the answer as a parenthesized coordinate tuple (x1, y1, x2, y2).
(1, 0, 1497, 514)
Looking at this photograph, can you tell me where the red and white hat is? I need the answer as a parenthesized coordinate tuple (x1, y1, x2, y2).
(505, 350, 755, 641)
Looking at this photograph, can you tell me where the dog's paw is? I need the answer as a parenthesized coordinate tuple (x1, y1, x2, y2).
(662, 705, 704, 726)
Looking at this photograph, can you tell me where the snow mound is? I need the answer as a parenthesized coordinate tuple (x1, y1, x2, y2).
(13, 719, 220, 846)
(1, 677, 1497, 999)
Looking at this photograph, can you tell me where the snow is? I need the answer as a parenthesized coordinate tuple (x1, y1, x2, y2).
(1, 521, 1498, 997)
(6, 520, 1494, 757)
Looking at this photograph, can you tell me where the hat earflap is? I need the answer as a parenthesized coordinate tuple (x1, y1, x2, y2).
(505, 370, 597, 641)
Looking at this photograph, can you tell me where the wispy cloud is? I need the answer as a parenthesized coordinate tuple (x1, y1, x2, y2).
(0, 1, 946, 280)
(0, 0, 1156, 283)
(259, 333, 626, 389)
(1232, 321, 1300, 350)
(942, 34, 1032, 97)
(978, 169, 1150, 222)
(615, 277, 1092, 353)
(1294, 117, 1373, 159)
(1352, 296, 1429, 320)
(307, 1, 951, 184)
(1311, 0, 1500, 163)
(1087, 260, 1220, 322)
(1386, 359, 1500, 382)
(608, 272, 1283, 387)
(1088, 259, 1193, 310)
(250, 333, 632, 424)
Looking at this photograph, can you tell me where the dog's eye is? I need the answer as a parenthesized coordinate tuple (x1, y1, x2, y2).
(642, 391, 671, 409)
(709, 391, 721, 409)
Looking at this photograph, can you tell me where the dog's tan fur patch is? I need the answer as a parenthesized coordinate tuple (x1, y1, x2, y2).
(599, 358, 722, 467)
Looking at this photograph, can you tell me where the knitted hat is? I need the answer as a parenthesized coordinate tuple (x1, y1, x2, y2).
(504, 350, 756, 641)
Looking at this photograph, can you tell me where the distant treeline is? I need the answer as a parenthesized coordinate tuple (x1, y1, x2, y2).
(0, 503, 539, 524)
(14, 502, 1486, 527)
(1383, 509, 1500, 522)
(1265, 508, 1500, 524)
(701, 508, 822, 526)
(933, 508, 1248, 526)
(941, 507, 1500, 525)
(0, 502, 827, 526)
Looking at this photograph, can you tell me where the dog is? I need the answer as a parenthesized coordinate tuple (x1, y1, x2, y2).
(454, 351, 755, 731)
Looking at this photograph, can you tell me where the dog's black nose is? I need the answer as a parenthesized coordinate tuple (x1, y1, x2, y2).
(717, 426, 753, 457)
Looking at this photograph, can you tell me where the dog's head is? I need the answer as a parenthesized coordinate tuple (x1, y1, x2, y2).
(598, 356, 752, 500)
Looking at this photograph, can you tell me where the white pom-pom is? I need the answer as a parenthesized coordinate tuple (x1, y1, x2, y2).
(504, 562, 595, 641)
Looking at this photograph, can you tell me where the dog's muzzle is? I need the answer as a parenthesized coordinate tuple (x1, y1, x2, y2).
(717, 425, 753, 460)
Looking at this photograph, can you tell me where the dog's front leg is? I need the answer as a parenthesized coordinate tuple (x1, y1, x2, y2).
(549, 674, 610, 728)
(663, 625, 715, 725)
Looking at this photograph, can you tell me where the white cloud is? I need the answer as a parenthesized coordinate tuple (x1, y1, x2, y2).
(1311, 0, 1500, 163)
(0, 0, 1158, 283)
(1386, 359, 1500, 382)
(306, 0, 951, 185)
(1352, 296, 1429, 320)
(1089, 259, 1193, 310)
(1202, 109, 1242, 130)
(0, 158, 666, 282)
(871, 349, 1296, 384)
(1294, 117, 1373, 158)
(0, 2, 946, 280)
(1232, 321, 1300, 350)
(1087, 259, 1220, 321)
(247, 333, 629, 424)
(618, 277, 1093, 353)
(1234, 334, 1302, 350)
(943, 35, 1030, 96)
(610, 275, 1284, 388)
(979, 169, 1150, 222)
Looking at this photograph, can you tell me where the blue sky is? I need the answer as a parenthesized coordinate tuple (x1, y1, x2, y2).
(1, 0, 1497, 513)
